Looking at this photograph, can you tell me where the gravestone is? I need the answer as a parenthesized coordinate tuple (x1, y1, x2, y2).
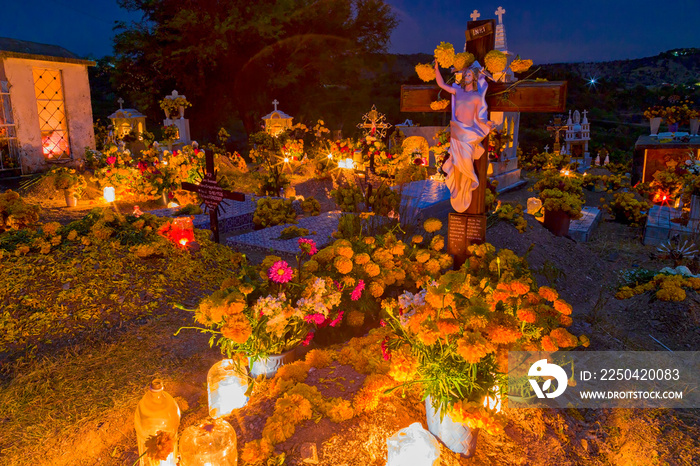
(162, 90, 191, 147)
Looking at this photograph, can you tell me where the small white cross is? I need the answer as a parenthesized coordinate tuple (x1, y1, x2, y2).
(272, 99, 279, 111)
(582, 110, 588, 119)
(544, 144, 550, 152)
(117, 97, 124, 109)
(495, 6, 506, 24)
(470, 9, 480, 21)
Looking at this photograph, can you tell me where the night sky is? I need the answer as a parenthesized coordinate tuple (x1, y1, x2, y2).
(4, 0, 698, 64)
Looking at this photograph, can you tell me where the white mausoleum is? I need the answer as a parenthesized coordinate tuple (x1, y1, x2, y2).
(0, 37, 96, 174)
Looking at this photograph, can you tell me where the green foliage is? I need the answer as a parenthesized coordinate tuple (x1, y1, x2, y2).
(174, 204, 204, 216)
(278, 225, 311, 240)
(331, 185, 365, 213)
(367, 183, 401, 216)
(0, 191, 41, 232)
(253, 198, 297, 229)
(335, 213, 363, 239)
(395, 162, 428, 185)
(300, 197, 321, 216)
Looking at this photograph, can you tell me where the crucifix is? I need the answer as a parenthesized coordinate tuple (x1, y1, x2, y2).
(470, 9, 480, 21)
(357, 104, 392, 139)
(495, 6, 506, 24)
(181, 150, 245, 243)
(546, 116, 569, 155)
(398, 14, 567, 267)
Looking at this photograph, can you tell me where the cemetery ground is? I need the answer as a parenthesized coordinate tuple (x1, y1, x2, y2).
(1, 172, 700, 466)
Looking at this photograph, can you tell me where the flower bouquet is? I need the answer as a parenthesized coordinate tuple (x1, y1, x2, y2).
(533, 170, 585, 224)
(382, 243, 583, 455)
(159, 96, 191, 119)
(180, 239, 343, 373)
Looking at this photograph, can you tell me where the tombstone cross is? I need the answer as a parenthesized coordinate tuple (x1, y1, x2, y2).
(117, 97, 124, 109)
(544, 144, 550, 153)
(495, 6, 506, 24)
(272, 99, 279, 111)
(470, 9, 480, 21)
(180, 150, 245, 243)
(357, 104, 392, 139)
(546, 116, 569, 155)
(582, 109, 588, 120)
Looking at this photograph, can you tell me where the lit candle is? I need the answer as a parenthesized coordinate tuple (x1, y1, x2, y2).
(103, 186, 115, 203)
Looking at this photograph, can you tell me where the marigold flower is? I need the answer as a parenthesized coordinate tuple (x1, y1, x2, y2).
(388, 345, 418, 382)
(333, 256, 353, 274)
(221, 313, 252, 344)
(510, 58, 533, 73)
(415, 63, 435, 82)
(336, 245, 354, 258)
(549, 328, 579, 348)
(423, 218, 443, 233)
(435, 319, 460, 336)
(302, 259, 319, 273)
(540, 335, 559, 352)
(415, 249, 431, 263)
(425, 258, 441, 275)
(516, 308, 537, 324)
(67, 230, 78, 241)
(363, 261, 381, 277)
(558, 314, 573, 326)
(430, 235, 445, 251)
(269, 260, 293, 284)
(484, 319, 522, 344)
(579, 335, 591, 347)
(509, 280, 530, 296)
(430, 100, 450, 111)
(355, 252, 370, 265)
(411, 235, 423, 244)
(434, 41, 455, 68)
(144, 431, 175, 461)
(363, 237, 375, 245)
(538, 286, 559, 302)
(368, 281, 384, 298)
(453, 52, 475, 70)
(390, 243, 406, 256)
(346, 310, 365, 327)
(553, 299, 573, 315)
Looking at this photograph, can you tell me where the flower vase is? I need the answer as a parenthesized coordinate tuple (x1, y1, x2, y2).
(64, 189, 78, 207)
(248, 347, 298, 379)
(649, 117, 662, 137)
(543, 209, 571, 236)
(424, 397, 478, 457)
(178, 106, 185, 119)
(668, 122, 679, 135)
(690, 119, 699, 137)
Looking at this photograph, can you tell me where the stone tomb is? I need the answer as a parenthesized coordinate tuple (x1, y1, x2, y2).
(643, 205, 697, 246)
(150, 195, 259, 233)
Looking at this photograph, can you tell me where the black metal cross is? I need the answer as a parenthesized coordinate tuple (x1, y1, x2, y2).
(181, 150, 245, 243)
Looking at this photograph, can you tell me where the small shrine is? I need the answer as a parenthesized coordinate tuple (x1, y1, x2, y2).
(262, 99, 293, 136)
(564, 109, 591, 167)
(108, 98, 147, 140)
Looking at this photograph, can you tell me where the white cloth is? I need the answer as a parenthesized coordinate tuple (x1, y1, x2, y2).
(443, 76, 491, 212)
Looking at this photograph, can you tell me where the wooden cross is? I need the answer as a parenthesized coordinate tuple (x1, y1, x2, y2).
(470, 9, 480, 21)
(180, 150, 245, 243)
(495, 6, 506, 24)
(117, 97, 124, 109)
(272, 99, 279, 111)
(546, 116, 569, 155)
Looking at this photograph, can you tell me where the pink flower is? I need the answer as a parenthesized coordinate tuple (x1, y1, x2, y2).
(381, 337, 391, 361)
(304, 313, 326, 325)
(329, 311, 344, 327)
(350, 280, 365, 301)
(298, 238, 318, 255)
(302, 331, 315, 346)
(106, 156, 116, 165)
(268, 260, 293, 284)
(380, 320, 386, 327)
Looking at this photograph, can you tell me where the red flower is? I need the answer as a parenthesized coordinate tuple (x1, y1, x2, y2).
(302, 331, 315, 346)
(381, 337, 391, 361)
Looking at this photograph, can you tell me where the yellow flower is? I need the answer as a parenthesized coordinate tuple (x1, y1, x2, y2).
(510, 58, 533, 73)
(334, 256, 353, 274)
(415, 249, 431, 263)
(363, 262, 381, 277)
(368, 281, 384, 298)
(425, 258, 441, 275)
(390, 243, 406, 256)
(67, 230, 78, 241)
(453, 52, 475, 70)
(363, 237, 375, 245)
(484, 49, 507, 73)
(423, 218, 442, 233)
(355, 253, 370, 265)
(411, 235, 423, 244)
(336, 245, 354, 258)
(302, 259, 319, 273)
(415, 63, 435, 82)
(347, 310, 365, 327)
(430, 235, 444, 251)
(430, 100, 450, 111)
(42, 221, 61, 236)
(549, 328, 579, 348)
(434, 41, 455, 68)
(456, 332, 495, 363)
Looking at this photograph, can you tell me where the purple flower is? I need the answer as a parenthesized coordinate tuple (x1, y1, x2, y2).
(350, 279, 365, 301)
(268, 260, 293, 284)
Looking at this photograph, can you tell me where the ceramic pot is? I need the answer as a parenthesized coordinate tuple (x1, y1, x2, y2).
(248, 347, 298, 379)
(64, 189, 78, 207)
(649, 117, 662, 136)
(424, 396, 478, 457)
(543, 208, 571, 236)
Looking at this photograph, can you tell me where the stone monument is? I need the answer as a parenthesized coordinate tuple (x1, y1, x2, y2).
(162, 90, 191, 146)
(564, 109, 592, 168)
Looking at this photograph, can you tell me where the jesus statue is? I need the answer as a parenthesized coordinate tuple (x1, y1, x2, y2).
(435, 61, 494, 212)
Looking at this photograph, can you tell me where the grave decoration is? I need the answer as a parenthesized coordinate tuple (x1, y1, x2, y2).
(180, 149, 245, 243)
(382, 242, 584, 456)
(533, 169, 584, 236)
(160, 90, 191, 146)
(262, 99, 293, 136)
(134, 379, 180, 466)
(402, 9, 566, 265)
(109, 97, 147, 140)
(546, 115, 568, 156)
(563, 109, 591, 167)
